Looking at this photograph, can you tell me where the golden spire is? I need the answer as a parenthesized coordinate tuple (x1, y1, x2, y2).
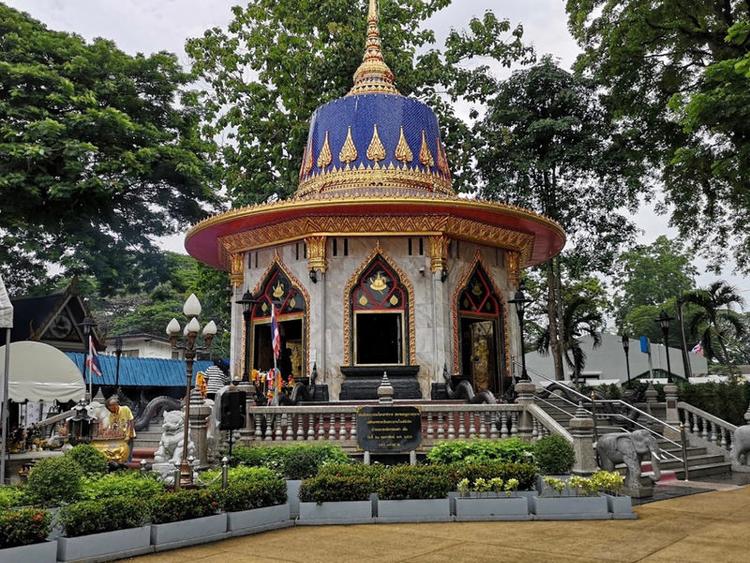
(317, 131, 332, 168)
(395, 126, 413, 163)
(366, 124, 386, 162)
(419, 130, 434, 167)
(339, 126, 358, 165)
(348, 0, 400, 96)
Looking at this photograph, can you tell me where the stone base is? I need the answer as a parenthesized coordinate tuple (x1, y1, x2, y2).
(339, 367, 421, 400)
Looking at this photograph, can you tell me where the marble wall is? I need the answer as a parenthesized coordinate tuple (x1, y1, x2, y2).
(232, 236, 520, 399)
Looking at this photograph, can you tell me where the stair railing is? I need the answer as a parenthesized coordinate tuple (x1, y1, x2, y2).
(677, 402, 737, 459)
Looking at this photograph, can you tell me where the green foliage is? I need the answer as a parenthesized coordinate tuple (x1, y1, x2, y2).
(447, 462, 538, 492)
(60, 497, 149, 538)
(149, 489, 220, 525)
(426, 438, 534, 465)
(299, 474, 374, 504)
(376, 465, 453, 500)
(186, 0, 533, 206)
(533, 435, 575, 475)
(0, 5, 219, 294)
(543, 476, 566, 496)
(0, 508, 50, 548)
(233, 444, 349, 479)
(679, 381, 750, 426)
(589, 471, 625, 496)
(218, 478, 287, 512)
(65, 444, 108, 476)
(79, 472, 165, 501)
(202, 465, 279, 486)
(26, 456, 83, 506)
(0, 486, 28, 510)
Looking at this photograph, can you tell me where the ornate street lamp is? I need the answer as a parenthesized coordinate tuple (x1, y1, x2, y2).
(508, 285, 533, 382)
(235, 290, 258, 383)
(79, 316, 98, 401)
(656, 310, 675, 383)
(165, 294, 216, 488)
(114, 336, 123, 397)
(621, 333, 631, 385)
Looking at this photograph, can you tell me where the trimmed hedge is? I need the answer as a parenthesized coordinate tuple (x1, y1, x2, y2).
(533, 435, 575, 475)
(233, 444, 349, 479)
(299, 474, 373, 503)
(0, 508, 50, 548)
(219, 478, 287, 512)
(80, 471, 165, 501)
(426, 438, 535, 465)
(65, 444, 108, 476)
(447, 462, 538, 492)
(202, 465, 278, 486)
(60, 497, 150, 538)
(377, 466, 452, 500)
(26, 455, 83, 506)
(150, 489, 220, 524)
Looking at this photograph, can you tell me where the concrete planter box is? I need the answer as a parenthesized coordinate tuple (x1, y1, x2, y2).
(455, 495, 531, 521)
(298, 501, 373, 525)
(531, 495, 610, 520)
(605, 495, 636, 519)
(0, 540, 57, 563)
(57, 526, 152, 562)
(227, 504, 292, 536)
(377, 499, 451, 523)
(150, 514, 228, 551)
(287, 480, 302, 519)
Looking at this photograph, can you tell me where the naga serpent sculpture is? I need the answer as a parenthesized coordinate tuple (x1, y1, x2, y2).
(442, 366, 497, 404)
(134, 396, 182, 431)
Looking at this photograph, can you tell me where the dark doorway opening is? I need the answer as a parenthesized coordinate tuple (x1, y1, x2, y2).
(253, 318, 303, 378)
(355, 312, 403, 365)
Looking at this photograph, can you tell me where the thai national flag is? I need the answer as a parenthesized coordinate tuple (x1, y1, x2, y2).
(690, 341, 703, 356)
(270, 303, 281, 360)
(87, 335, 102, 377)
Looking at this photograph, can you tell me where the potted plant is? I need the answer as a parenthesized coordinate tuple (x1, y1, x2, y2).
(0, 508, 55, 563)
(376, 466, 452, 523)
(149, 489, 227, 550)
(298, 472, 375, 524)
(590, 471, 634, 519)
(454, 477, 530, 521)
(531, 476, 609, 519)
(219, 477, 291, 535)
(57, 497, 151, 562)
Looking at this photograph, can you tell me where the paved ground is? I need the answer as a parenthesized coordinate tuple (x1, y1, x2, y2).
(132, 484, 750, 563)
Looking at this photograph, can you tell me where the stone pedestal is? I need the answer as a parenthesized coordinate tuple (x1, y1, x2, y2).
(663, 383, 681, 440)
(188, 391, 212, 468)
(235, 382, 256, 444)
(514, 381, 536, 442)
(570, 404, 597, 476)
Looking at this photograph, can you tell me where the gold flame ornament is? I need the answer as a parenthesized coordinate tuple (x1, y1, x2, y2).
(369, 271, 388, 292)
(395, 126, 413, 163)
(301, 138, 313, 176)
(436, 138, 450, 175)
(317, 131, 332, 169)
(366, 124, 386, 162)
(339, 126, 358, 165)
(419, 130, 434, 167)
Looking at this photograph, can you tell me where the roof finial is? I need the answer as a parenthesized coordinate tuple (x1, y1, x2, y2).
(348, 0, 400, 96)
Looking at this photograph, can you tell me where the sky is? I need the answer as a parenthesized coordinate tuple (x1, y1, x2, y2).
(7, 0, 749, 299)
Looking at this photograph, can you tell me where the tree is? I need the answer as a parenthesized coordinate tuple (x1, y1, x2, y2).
(613, 236, 697, 324)
(682, 281, 746, 368)
(475, 56, 643, 379)
(566, 1, 750, 271)
(185, 0, 533, 206)
(0, 5, 219, 295)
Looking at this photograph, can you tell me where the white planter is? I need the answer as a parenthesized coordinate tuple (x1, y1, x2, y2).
(377, 499, 451, 523)
(605, 494, 636, 519)
(298, 501, 373, 525)
(455, 496, 531, 521)
(227, 504, 292, 536)
(150, 514, 228, 551)
(531, 495, 610, 520)
(57, 526, 152, 562)
(287, 480, 302, 519)
(0, 540, 57, 563)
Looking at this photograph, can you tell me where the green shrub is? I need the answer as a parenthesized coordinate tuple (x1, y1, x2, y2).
(376, 466, 453, 500)
(448, 462, 538, 491)
(299, 474, 373, 503)
(150, 489, 220, 524)
(0, 485, 28, 510)
(219, 478, 287, 512)
(233, 444, 349, 479)
(533, 435, 575, 475)
(0, 508, 50, 548)
(80, 471, 165, 501)
(678, 381, 750, 426)
(26, 456, 83, 506)
(426, 438, 535, 465)
(65, 444, 108, 476)
(201, 465, 278, 486)
(60, 497, 149, 537)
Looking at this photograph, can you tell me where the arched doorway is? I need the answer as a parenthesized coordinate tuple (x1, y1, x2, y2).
(456, 263, 507, 394)
(250, 265, 307, 379)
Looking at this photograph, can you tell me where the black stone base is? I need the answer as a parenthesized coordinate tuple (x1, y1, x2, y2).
(306, 384, 330, 402)
(431, 383, 449, 400)
(339, 366, 422, 400)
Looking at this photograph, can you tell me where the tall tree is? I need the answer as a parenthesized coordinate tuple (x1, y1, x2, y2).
(475, 56, 643, 379)
(567, 1, 750, 271)
(0, 5, 220, 295)
(186, 0, 533, 206)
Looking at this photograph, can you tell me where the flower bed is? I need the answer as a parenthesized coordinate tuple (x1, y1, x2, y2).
(0, 507, 54, 563)
(532, 473, 633, 520)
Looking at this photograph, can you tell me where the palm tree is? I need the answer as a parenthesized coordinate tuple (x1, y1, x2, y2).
(681, 281, 746, 368)
(535, 295, 604, 384)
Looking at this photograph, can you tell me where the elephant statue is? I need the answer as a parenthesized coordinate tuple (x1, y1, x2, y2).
(596, 429, 662, 492)
(730, 425, 750, 468)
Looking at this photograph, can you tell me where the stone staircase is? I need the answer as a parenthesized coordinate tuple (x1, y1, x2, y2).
(535, 394, 732, 479)
(126, 417, 162, 469)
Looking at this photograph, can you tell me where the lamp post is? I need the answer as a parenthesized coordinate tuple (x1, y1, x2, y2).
(235, 291, 258, 383)
(79, 316, 98, 401)
(656, 310, 675, 383)
(114, 336, 123, 397)
(165, 294, 216, 488)
(621, 333, 631, 386)
(508, 285, 533, 382)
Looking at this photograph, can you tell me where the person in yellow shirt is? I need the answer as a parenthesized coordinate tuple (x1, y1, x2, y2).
(105, 397, 136, 461)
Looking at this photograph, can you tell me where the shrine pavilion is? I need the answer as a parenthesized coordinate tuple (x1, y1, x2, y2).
(185, 0, 565, 401)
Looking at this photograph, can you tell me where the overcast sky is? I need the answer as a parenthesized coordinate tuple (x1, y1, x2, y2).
(8, 0, 749, 298)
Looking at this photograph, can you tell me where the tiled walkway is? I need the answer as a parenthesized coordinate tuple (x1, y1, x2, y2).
(131, 485, 750, 563)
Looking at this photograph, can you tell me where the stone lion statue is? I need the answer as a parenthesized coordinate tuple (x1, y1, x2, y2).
(85, 401, 111, 430)
(153, 410, 195, 465)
